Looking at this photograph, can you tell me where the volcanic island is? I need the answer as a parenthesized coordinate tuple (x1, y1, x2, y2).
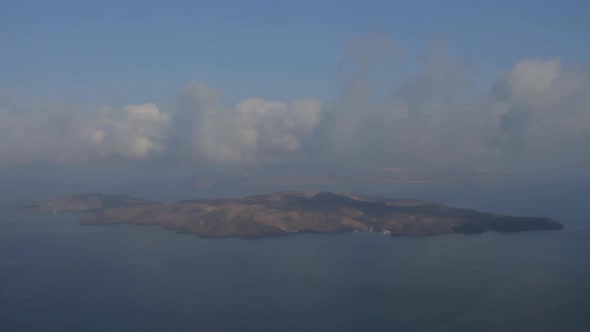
(24, 191, 564, 237)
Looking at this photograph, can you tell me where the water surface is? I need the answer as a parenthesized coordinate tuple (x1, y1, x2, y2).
(0, 188, 589, 332)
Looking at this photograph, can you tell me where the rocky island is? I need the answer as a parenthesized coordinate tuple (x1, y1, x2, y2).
(25, 191, 564, 237)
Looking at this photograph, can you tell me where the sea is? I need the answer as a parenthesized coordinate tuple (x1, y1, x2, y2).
(0, 182, 589, 332)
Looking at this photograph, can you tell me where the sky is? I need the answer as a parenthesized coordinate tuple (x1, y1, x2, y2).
(1, 0, 590, 187)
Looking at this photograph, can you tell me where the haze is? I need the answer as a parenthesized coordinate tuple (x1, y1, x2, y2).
(3, 3, 590, 331)
(1, 1, 590, 194)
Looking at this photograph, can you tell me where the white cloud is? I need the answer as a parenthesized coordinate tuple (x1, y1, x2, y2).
(493, 58, 590, 166)
(0, 101, 169, 164)
(1, 39, 590, 180)
(317, 39, 590, 175)
(176, 81, 323, 163)
(83, 103, 170, 159)
(501, 59, 562, 105)
(0, 82, 322, 166)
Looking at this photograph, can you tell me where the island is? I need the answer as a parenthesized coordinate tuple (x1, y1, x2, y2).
(24, 191, 564, 237)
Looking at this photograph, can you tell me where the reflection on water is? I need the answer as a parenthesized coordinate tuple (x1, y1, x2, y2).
(0, 187, 589, 332)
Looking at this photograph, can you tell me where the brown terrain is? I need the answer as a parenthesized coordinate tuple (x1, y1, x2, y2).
(25, 191, 564, 237)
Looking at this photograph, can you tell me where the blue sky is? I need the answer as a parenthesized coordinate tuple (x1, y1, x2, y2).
(2, 0, 589, 106)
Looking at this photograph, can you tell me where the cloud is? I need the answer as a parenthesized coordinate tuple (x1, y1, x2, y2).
(0, 82, 322, 167)
(492, 58, 590, 169)
(82, 103, 170, 159)
(175, 81, 323, 163)
(317, 39, 500, 169)
(0, 100, 169, 164)
(316, 39, 590, 176)
(1, 37, 590, 180)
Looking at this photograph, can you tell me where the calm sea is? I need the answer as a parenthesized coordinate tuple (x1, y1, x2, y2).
(1, 184, 589, 331)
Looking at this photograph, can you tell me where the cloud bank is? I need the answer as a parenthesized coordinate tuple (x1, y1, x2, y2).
(1, 37, 589, 178)
(173, 81, 322, 163)
(0, 100, 169, 164)
(318, 39, 590, 175)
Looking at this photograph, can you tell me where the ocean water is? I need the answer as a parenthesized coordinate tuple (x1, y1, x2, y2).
(0, 185, 589, 332)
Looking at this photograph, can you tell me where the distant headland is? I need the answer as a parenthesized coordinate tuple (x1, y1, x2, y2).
(24, 191, 564, 237)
